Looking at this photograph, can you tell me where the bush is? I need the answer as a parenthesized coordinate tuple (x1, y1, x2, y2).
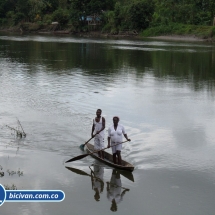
(13, 12, 25, 25)
(21, 22, 42, 31)
(212, 27, 215, 38)
(52, 9, 69, 25)
(102, 23, 112, 33)
(0, 18, 7, 26)
(128, 0, 155, 30)
(43, 14, 52, 24)
(6, 11, 14, 19)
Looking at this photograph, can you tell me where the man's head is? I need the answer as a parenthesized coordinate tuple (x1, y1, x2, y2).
(94, 189, 100, 201)
(96, 109, 102, 117)
(113, 116, 120, 125)
(110, 199, 117, 212)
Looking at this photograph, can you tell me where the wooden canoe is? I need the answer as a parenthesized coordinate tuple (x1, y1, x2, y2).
(86, 143, 134, 172)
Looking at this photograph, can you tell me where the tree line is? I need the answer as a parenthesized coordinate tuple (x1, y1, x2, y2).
(0, 0, 214, 33)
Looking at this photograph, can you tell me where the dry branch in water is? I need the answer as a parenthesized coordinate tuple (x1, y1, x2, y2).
(17, 118, 26, 137)
(5, 118, 26, 138)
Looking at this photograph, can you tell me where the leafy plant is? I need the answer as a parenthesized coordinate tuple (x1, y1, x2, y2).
(52, 8, 69, 25)
(13, 12, 25, 25)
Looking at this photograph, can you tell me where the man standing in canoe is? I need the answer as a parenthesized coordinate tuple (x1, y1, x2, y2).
(107, 116, 131, 165)
(92, 109, 105, 159)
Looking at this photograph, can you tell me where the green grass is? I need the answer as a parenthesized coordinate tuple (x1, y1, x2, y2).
(141, 23, 215, 39)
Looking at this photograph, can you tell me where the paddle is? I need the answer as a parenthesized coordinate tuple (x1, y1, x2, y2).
(79, 135, 96, 151)
(65, 166, 91, 177)
(65, 166, 102, 181)
(65, 140, 129, 163)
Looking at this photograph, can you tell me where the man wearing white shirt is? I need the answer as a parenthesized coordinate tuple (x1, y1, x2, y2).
(91, 109, 105, 159)
(107, 116, 130, 165)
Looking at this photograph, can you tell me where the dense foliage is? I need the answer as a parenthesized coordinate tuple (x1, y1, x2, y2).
(153, 0, 215, 26)
(0, 0, 214, 33)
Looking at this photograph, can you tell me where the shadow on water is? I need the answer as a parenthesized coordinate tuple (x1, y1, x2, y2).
(65, 164, 133, 212)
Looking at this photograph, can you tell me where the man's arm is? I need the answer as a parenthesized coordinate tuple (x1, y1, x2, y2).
(107, 127, 111, 147)
(121, 189, 129, 197)
(123, 134, 131, 141)
(108, 136, 111, 148)
(122, 126, 131, 141)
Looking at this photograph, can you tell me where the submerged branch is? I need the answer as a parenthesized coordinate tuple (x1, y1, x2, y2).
(17, 118, 26, 137)
(5, 124, 26, 138)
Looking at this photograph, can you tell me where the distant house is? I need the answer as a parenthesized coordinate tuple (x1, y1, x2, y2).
(81, 14, 101, 26)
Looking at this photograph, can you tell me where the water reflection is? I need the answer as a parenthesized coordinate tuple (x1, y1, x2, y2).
(1, 34, 215, 215)
(89, 165, 104, 202)
(1, 35, 215, 91)
(65, 165, 133, 212)
(106, 169, 130, 212)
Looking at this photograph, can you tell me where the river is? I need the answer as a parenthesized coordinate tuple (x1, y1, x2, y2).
(0, 33, 215, 215)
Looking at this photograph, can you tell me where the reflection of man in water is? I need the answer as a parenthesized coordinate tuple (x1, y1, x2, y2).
(91, 165, 104, 202)
(107, 169, 129, 212)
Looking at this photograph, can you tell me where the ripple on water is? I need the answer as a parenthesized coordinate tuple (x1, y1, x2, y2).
(1, 35, 215, 178)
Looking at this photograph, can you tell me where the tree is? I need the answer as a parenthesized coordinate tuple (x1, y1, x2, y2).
(0, 0, 15, 18)
(129, 0, 155, 30)
(28, 0, 46, 20)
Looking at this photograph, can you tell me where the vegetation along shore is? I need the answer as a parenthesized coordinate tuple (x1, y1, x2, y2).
(0, 0, 215, 42)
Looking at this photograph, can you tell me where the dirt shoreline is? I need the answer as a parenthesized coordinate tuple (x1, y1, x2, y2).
(148, 35, 212, 42)
(0, 26, 214, 42)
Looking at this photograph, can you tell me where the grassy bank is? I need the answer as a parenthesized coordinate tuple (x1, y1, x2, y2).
(1, 22, 215, 42)
(141, 23, 215, 40)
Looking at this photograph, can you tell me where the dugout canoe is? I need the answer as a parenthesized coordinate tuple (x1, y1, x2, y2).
(85, 142, 134, 172)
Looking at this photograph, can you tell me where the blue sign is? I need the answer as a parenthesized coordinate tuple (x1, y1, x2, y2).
(0, 184, 65, 205)
(6, 190, 65, 202)
(0, 184, 6, 206)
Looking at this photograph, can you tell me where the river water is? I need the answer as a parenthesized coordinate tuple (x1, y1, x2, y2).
(0, 33, 215, 215)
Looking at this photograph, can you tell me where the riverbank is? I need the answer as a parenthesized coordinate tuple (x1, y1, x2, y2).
(141, 23, 215, 42)
(148, 35, 206, 42)
(0, 23, 139, 38)
(1, 22, 215, 43)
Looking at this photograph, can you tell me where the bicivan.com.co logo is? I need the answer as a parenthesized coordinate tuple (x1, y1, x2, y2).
(0, 184, 6, 206)
(0, 184, 65, 206)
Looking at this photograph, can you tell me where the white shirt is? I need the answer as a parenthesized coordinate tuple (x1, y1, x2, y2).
(108, 124, 126, 143)
(93, 116, 104, 138)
